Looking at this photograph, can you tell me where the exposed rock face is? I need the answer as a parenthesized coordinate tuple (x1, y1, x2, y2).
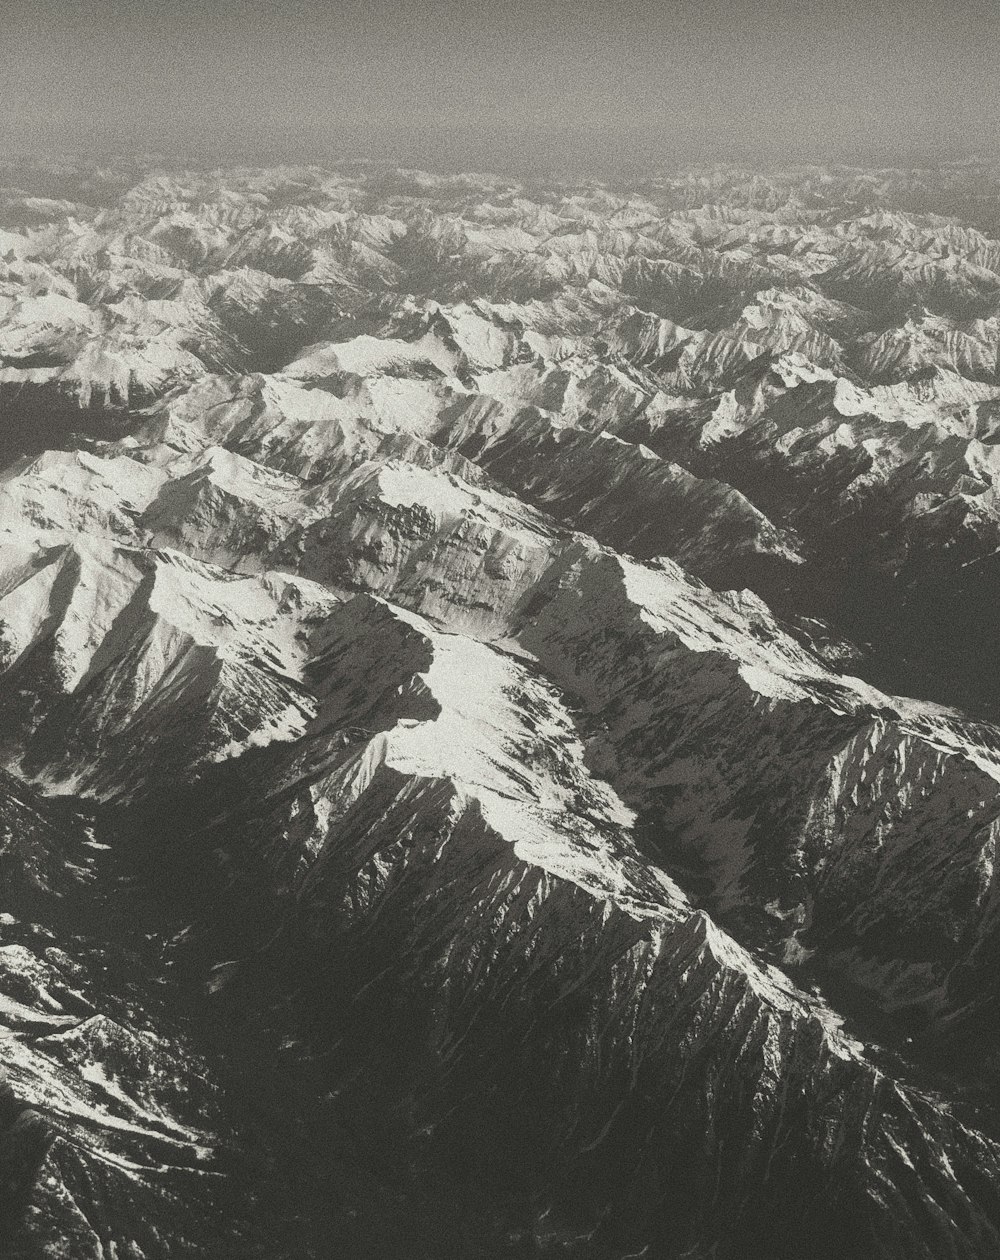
(2, 155, 1000, 1256)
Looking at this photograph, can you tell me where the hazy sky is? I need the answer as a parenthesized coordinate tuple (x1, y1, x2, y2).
(2, 0, 998, 171)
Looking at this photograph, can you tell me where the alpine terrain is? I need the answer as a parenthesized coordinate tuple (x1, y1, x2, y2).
(1, 154, 1000, 1258)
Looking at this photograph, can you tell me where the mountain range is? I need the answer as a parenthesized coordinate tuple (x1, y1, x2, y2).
(1, 154, 1000, 1257)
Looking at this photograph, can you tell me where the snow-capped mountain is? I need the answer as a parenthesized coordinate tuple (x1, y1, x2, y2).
(2, 155, 1000, 1258)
